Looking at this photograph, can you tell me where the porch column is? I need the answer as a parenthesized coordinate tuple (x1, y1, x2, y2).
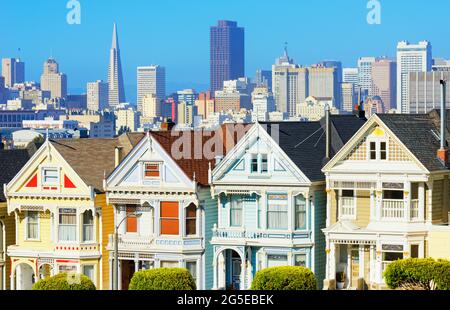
(218, 251, 226, 289)
(346, 245, 351, 287)
(247, 248, 253, 288)
(118, 260, 122, 290)
(359, 245, 365, 279)
(369, 245, 375, 285)
(404, 182, 411, 222)
(376, 241, 383, 284)
(154, 201, 161, 237)
(376, 180, 382, 221)
(108, 256, 113, 290)
(329, 242, 336, 280)
(10, 267, 15, 290)
(418, 182, 425, 222)
(426, 182, 433, 224)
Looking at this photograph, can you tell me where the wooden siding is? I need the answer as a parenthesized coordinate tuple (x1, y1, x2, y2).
(355, 190, 371, 228)
(98, 194, 114, 290)
(432, 180, 444, 224)
(330, 190, 337, 225)
(429, 231, 450, 260)
(200, 187, 217, 290)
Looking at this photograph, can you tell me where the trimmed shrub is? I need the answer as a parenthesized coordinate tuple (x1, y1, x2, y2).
(32, 273, 96, 290)
(251, 266, 317, 290)
(384, 258, 450, 290)
(129, 268, 196, 290)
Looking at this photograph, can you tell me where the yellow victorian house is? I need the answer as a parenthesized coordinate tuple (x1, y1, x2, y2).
(5, 134, 140, 290)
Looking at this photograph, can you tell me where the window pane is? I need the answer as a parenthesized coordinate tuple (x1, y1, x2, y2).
(342, 190, 354, 197)
(380, 142, 387, 160)
(295, 254, 307, 267)
(161, 219, 179, 235)
(27, 211, 39, 239)
(126, 206, 137, 233)
(161, 261, 179, 268)
(251, 156, 258, 173)
(383, 190, 404, 200)
(145, 163, 160, 178)
(44, 168, 59, 184)
(186, 204, 197, 236)
(83, 265, 95, 281)
(267, 195, 288, 230)
(295, 196, 306, 230)
(261, 155, 268, 173)
(267, 255, 288, 268)
(411, 245, 419, 258)
(186, 262, 197, 283)
(59, 209, 76, 242)
(160, 202, 179, 235)
(83, 211, 94, 242)
(230, 198, 243, 227)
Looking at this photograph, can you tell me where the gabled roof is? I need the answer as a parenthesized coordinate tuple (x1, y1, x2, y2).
(261, 115, 366, 182)
(148, 124, 252, 186)
(0, 144, 39, 202)
(377, 110, 450, 171)
(50, 134, 141, 193)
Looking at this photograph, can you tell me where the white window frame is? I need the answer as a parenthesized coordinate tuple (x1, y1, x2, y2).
(58, 208, 78, 244)
(366, 138, 389, 162)
(266, 193, 289, 231)
(25, 211, 40, 241)
(41, 166, 60, 186)
(230, 197, 244, 228)
(338, 189, 357, 220)
(143, 162, 162, 180)
(82, 264, 96, 283)
(82, 210, 95, 243)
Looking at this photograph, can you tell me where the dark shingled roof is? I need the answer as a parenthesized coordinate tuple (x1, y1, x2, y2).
(377, 110, 450, 171)
(261, 114, 367, 182)
(0, 145, 39, 202)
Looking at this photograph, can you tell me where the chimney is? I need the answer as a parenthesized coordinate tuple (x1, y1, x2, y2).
(438, 80, 448, 165)
(115, 146, 123, 168)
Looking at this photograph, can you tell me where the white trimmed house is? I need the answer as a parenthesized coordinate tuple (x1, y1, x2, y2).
(322, 110, 450, 290)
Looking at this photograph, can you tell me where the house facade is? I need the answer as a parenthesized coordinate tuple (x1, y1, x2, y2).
(322, 110, 450, 290)
(210, 115, 366, 290)
(5, 135, 139, 290)
(105, 126, 245, 290)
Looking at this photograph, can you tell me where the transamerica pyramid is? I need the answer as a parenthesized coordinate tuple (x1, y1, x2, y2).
(108, 22, 126, 109)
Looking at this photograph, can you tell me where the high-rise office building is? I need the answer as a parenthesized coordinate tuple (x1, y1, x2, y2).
(252, 86, 275, 121)
(214, 78, 251, 113)
(2, 58, 25, 88)
(432, 58, 450, 72)
(397, 41, 432, 113)
(318, 60, 343, 83)
(358, 57, 378, 97)
(108, 23, 126, 109)
(195, 91, 215, 119)
(210, 20, 245, 93)
(371, 58, 397, 111)
(308, 65, 341, 109)
(40, 58, 67, 99)
(87, 80, 109, 111)
(177, 89, 198, 106)
(272, 47, 308, 116)
(408, 71, 450, 114)
(341, 83, 356, 114)
(116, 107, 140, 134)
(343, 68, 359, 85)
(141, 94, 162, 119)
(137, 65, 166, 112)
(255, 69, 272, 91)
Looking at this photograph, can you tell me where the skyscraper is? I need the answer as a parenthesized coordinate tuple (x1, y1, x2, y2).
(343, 68, 359, 85)
(2, 58, 25, 87)
(341, 83, 356, 113)
(108, 23, 126, 109)
(408, 71, 450, 114)
(137, 65, 165, 112)
(371, 58, 397, 111)
(210, 20, 245, 93)
(255, 69, 272, 91)
(87, 80, 109, 111)
(308, 65, 341, 109)
(318, 60, 343, 84)
(272, 47, 308, 116)
(40, 58, 67, 99)
(397, 41, 432, 113)
(358, 57, 378, 98)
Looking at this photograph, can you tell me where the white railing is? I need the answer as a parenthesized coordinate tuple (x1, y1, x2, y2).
(381, 199, 405, 220)
(410, 200, 419, 220)
(213, 228, 310, 240)
(340, 197, 356, 219)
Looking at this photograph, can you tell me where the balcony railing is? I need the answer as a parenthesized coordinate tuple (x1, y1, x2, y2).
(381, 199, 405, 220)
(212, 228, 310, 241)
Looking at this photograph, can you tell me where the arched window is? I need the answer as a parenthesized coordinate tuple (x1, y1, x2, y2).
(82, 210, 94, 242)
(186, 204, 197, 236)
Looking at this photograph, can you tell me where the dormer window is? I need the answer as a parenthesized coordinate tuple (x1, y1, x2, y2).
(43, 168, 59, 185)
(368, 140, 388, 161)
(144, 163, 160, 178)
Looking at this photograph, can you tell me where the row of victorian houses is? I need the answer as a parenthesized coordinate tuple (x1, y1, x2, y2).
(0, 106, 450, 290)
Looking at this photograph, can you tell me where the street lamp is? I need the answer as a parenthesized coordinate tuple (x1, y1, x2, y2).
(113, 211, 142, 290)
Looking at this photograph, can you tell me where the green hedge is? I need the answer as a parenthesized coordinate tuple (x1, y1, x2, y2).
(384, 258, 450, 290)
(129, 268, 196, 290)
(32, 273, 96, 290)
(251, 266, 317, 290)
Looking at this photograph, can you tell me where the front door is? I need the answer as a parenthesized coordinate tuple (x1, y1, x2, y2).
(231, 257, 241, 290)
(350, 248, 359, 288)
(121, 260, 135, 290)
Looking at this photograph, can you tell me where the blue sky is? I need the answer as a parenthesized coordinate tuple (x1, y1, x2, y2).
(1, 0, 449, 103)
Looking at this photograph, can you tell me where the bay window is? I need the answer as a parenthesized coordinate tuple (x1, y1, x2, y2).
(267, 194, 288, 230)
(58, 208, 77, 242)
(126, 206, 137, 233)
(185, 204, 197, 236)
(267, 254, 288, 268)
(230, 197, 243, 227)
(82, 210, 94, 242)
(26, 211, 39, 240)
(160, 202, 179, 235)
(295, 195, 307, 230)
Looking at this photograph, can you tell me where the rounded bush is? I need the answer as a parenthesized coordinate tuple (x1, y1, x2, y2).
(251, 266, 317, 290)
(384, 258, 450, 290)
(32, 273, 96, 290)
(129, 268, 196, 290)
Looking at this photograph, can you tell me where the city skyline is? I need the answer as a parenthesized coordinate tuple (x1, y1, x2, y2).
(1, 0, 450, 103)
